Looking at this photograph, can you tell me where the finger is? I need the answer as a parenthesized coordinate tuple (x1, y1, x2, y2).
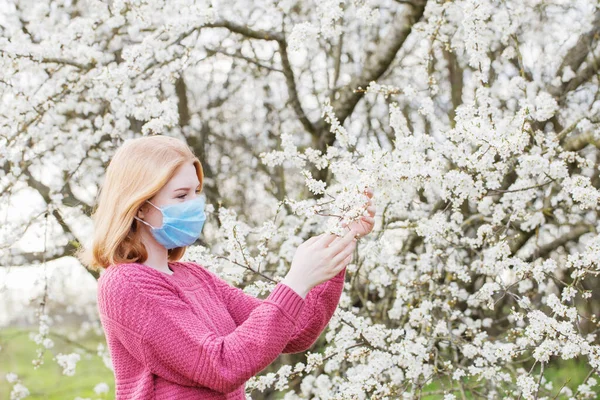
(361, 216, 375, 223)
(332, 239, 356, 265)
(302, 235, 321, 247)
(364, 205, 376, 217)
(343, 252, 353, 265)
(314, 233, 339, 248)
(334, 252, 353, 272)
(361, 197, 374, 212)
(360, 201, 371, 213)
(327, 234, 345, 247)
(323, 230, 354, 256)
(304, 234, 324, 247)
(329, 229, 356, 256)
(341, 224, 356, 235)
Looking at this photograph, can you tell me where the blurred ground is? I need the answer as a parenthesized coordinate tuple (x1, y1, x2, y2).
(0, 325, 114, 400)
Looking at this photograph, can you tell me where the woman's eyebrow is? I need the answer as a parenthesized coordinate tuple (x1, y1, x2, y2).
(174, 184, 201, 192)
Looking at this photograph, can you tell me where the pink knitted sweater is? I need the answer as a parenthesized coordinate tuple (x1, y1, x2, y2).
(97, 261, 346, 399)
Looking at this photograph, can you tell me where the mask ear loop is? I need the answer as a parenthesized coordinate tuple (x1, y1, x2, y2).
(146, 200, 161, 210)
(134, 200, 160, 228)
(134, 216, 154, 228)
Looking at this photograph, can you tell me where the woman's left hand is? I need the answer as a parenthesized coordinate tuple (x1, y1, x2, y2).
(343, 187, 376, 239)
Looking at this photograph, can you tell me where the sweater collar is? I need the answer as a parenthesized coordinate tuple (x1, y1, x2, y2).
(135, 261, 181, 277)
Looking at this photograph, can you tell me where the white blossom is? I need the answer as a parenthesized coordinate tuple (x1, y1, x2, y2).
(93, 382, 110, 394)
(55, 353, 81, 376)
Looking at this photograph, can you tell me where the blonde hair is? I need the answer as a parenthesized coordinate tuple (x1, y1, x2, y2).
(76, 135, 204, 272)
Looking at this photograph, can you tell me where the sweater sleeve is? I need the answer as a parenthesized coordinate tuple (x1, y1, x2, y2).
(208, 266, 347, 354)
(98, 267, 305, 394)
(282, 267, 346, 353)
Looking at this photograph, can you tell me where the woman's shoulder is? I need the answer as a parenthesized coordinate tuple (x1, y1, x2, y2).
(98, 262, 178, 298)
(180, 261, 226, 281)
(99, 262, 151, 284)
(179, 260, 209, 274)
(97, 263, 188, 319)
(178, 261, 234, 291)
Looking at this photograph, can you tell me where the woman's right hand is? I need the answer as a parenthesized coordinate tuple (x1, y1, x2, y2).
(281, 229, 358, 298)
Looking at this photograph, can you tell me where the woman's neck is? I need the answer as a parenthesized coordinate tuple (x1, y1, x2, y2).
(141, 233, 172, 274)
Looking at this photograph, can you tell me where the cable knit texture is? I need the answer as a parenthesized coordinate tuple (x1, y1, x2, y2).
(97, 261, 346, 399)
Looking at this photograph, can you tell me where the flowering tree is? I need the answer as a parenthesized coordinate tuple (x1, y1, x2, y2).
(2, 0, 600, 398)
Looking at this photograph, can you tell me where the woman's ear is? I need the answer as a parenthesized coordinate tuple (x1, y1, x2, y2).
(137, 204, 146, 220)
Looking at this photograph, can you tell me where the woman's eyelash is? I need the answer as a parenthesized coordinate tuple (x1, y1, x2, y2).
(178, 189, 201, 198)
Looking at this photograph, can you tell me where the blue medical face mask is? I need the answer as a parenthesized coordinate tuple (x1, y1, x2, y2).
(134, 196, 206, 249)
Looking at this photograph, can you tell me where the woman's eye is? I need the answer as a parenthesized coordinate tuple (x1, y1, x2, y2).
(178, 189, 201, 199)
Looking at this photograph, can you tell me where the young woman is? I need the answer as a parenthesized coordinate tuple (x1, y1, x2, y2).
(77, 135, 376, 399)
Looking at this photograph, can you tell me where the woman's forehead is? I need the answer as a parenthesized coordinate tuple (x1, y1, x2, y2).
(167, 163, 200, 189)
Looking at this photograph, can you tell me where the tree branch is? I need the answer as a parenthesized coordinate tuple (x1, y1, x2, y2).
(202, 19, 317, 136)
(205, 46, 283, 73)
(322, 2, 426, 130)
(277, 37, 318, 136)
(563, 59, 600, 95)
(556, 10, 600, 79)
(563, 130, 600, 151)
(523, 224, 594, 263)
(444, 48, 463, 128)
(308, 1, 427, 188)
(551, 10, 600, 98)
(176, 75, 190, 127)
(204, 20, 284, 42)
